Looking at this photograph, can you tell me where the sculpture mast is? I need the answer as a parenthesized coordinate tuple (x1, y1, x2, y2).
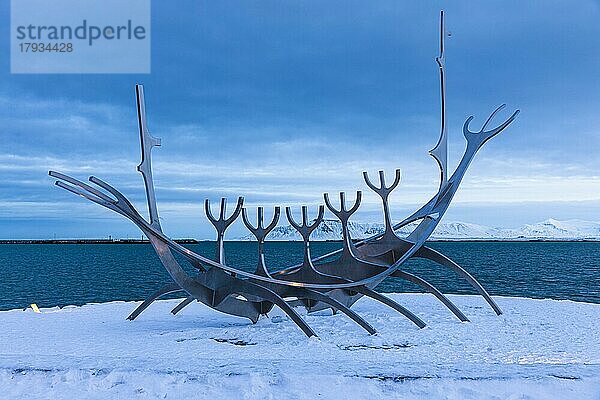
(135, 84, 163, 231)
(429, 10, 448, 189)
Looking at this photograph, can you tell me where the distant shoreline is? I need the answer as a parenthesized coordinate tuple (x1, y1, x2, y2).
(0, 239, 200, 245)
(1, 238, 600, 244)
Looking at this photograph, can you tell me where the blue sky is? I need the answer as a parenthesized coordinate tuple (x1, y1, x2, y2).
(1, 1, 600, 239)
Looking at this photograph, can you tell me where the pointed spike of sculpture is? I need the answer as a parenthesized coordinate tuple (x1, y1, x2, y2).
(378, 170, 386, 189)
(242, 206, 280, 239)
(204, 199, 218, 225)
(362, 170, 380, 193)
(264, 207, 280, 232)
(347, 191, 362, 214)
(285, 206, 302, 232)
(389, 169, 402, 192)
(285, 205, 324, 240)
(242, 205, 281, 277)
(324, 191, 362, 221)
(219, 197, 227, 221)
(49, 171, 115, 204)
(301, 205, 308, 227)
(463, 106, 520, 149)
(323, 192, 335, 215)
(135, 84, 162, 230)
(258, 206, 264, 229)
(324, 191, 362, 258)
(429, 10, 449, 189)
(205, 196, 244, 231)
(54, 180, 116, 212)
(363, 170, 401, 235)
(362, 169, 401, 198)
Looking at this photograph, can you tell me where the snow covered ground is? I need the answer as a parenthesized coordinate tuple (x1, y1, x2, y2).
(1, 294, 599, 399)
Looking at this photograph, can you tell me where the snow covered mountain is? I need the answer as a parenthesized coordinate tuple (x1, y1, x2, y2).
(235, 218, 600, 241)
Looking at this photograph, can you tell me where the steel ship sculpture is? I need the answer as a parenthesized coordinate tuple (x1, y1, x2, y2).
(49, 12, 518, 337)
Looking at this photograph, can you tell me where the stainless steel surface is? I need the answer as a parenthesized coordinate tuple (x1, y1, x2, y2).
(242, 206, 281, 277)
(49, 11, 517, 337)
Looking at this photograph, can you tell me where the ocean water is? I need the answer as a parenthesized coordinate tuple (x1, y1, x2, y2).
(0, 241, 598, 310)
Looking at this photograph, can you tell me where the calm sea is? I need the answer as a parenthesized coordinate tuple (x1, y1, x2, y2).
(0, 241, 598, 310)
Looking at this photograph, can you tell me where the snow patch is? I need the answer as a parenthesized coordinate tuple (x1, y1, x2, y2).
(1, 294, 599, 399)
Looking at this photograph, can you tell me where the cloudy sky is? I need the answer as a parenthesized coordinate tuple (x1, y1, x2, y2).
(1, 1, 600, 239)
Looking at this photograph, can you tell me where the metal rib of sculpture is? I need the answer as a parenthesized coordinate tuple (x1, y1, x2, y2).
(49, 11, 518, 337)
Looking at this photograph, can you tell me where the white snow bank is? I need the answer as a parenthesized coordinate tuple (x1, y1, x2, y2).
(1, 294, 599, 399)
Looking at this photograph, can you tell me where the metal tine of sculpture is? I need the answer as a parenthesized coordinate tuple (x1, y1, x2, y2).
(206, 197, 244, 264)
(319, 191, 469, 322)
(323, 191, 362, 262)
(282, 205, 345, 284)
(241, 206, 280, 277)
(47, 11, 519, 337)
(358, 168, 415, 265)
(172, 196, 244, 315)
(363, 169, 401, 240)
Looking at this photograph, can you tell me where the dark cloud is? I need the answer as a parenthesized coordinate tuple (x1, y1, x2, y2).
(1, 1, 599, 238)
